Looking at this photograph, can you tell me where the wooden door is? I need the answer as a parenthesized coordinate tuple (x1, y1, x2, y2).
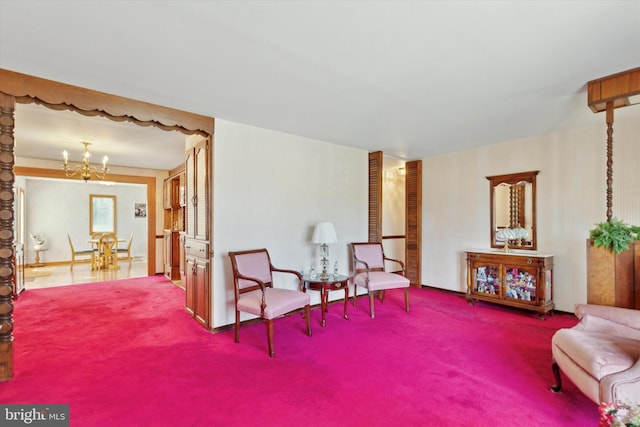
(193, 258, 210, 328)
(194, 138, 209, 241)
(183, 135, 211, 329)
(185, 148, 195, 239)
(368, 151, 383, 242)
(405, 160, 422, 287)
(185, 256, 196, 317)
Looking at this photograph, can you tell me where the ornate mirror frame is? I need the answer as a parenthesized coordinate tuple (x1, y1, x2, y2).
(487, 170, 539, 251)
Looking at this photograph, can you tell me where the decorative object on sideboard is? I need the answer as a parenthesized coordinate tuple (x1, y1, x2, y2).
(311, 222, 337, 280)
(496, 227, 529, 253)
(63, 141, 108, 182)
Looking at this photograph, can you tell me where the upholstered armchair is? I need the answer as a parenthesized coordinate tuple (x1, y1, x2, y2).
(551, 304, 640, 403)
(351, 242, 410, 318)
(228, 248, 312, 357)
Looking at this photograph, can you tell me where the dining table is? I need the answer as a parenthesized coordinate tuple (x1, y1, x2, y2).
(88, 236, 126, 270)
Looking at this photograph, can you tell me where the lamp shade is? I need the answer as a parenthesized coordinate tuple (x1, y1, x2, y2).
(312, 222, 337, 244)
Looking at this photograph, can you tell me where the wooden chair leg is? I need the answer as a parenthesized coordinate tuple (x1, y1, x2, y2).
(266, 319, 275, 357)
(304, 305, 312, 337)
(234, 311, 240, 343)
(70, 257, 74, 271)
(379, 289, 385, 302)
(550, 361, 562, 393)
(353, 285, 358, 306)
(405, 288, 410, 312)
(369, 292, 375, 318)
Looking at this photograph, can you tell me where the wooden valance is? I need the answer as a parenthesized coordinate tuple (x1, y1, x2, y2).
(0, 68, 214, 135)
(587, 67, 640, 113)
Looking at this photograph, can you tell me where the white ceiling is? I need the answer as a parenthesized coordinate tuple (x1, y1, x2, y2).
(1, 1, 639, 170)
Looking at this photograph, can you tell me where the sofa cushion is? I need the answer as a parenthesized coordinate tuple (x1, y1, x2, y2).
(552, 327, 640, 380)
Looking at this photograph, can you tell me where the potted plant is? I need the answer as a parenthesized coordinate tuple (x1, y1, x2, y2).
(590, 217, 640, 254)
(587, 218, 640, 308)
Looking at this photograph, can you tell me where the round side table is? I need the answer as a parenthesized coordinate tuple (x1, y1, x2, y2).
(303, 274, 349, 327)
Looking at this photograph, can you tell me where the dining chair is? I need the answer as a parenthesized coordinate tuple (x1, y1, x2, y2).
(351, 242, 410, 318)
(96, 232, 119, 270)
(67, 234, 95, 271)
(228, 248, 312, 357)
(117, 232, 133, 265)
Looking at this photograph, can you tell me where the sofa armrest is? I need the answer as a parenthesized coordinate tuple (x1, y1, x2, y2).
(600, 357, 640, 403)
(575, 304, 640, 330)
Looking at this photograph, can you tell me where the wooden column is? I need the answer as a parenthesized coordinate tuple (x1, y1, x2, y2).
(0, 93, 15, 381)
(605, 102, 613, 222)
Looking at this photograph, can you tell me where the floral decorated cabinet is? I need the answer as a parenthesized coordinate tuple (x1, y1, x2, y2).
(466, 251, 554, 318)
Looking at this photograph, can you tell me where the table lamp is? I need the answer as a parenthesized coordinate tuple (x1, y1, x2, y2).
(312, 222, 337, 279)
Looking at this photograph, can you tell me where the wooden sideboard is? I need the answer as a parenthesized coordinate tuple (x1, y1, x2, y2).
(466, 250, 554, 318)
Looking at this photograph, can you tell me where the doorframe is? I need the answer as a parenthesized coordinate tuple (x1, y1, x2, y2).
(0, 68, 215, 381)
(368, 153, 422, 287)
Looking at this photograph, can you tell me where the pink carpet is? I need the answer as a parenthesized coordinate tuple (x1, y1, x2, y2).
(1, 276, 596, 426)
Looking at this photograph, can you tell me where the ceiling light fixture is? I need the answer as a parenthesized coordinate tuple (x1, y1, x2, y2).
(63, 141, 108, 182)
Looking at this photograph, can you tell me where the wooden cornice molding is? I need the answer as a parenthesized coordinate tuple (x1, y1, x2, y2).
(0, 68, 214, 135)
(587, 67, 640, 113)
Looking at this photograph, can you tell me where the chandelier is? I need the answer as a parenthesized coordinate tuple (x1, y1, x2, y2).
(63, 141, 108, 182)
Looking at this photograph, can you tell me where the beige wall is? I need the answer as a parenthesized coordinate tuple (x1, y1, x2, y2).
(212, 119, 369, 328)
(421, 111, 640, 312)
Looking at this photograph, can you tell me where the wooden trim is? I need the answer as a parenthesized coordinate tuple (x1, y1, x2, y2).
(587, 67, 640, 113)
(0, 69, 214, 135)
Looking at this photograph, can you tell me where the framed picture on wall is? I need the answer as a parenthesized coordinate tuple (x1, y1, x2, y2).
(134, 203, 147, 218)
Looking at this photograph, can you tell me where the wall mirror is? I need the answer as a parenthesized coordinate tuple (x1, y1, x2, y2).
(487, 171, 538, 250)
(90, 194, 116, 234)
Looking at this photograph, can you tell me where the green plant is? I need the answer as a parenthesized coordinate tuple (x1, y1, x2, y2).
(590, 217, 640, 254)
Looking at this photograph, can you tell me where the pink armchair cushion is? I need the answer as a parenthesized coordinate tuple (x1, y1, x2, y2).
(552, 326, 640, 380)
(237, 288, 310, 319)
(353, 244, 385, 269)
(234, 251, 273, 290)
(354, 271, 410, 291)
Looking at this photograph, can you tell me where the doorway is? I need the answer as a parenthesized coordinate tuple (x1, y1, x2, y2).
(0, 68, 215, 381)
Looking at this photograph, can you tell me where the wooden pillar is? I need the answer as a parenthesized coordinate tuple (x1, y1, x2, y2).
(605, 101, 614, 222)
(0, 93, 15, 381)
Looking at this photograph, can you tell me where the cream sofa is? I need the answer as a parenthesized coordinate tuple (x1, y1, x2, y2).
(551, 304, 640, 403)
